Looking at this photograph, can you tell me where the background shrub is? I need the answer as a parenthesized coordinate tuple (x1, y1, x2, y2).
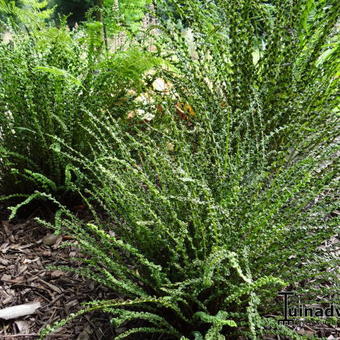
(0, 14, 163, 201)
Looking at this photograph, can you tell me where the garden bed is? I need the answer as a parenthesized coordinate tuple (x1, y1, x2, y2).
(0, 210, 115, 339)
(0, 206, 339, 339)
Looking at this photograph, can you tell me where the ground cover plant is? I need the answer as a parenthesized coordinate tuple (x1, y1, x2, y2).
(29, 0, 340, 339)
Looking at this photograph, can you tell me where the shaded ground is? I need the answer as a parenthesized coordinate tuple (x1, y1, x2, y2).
(0, 207, 116, 340)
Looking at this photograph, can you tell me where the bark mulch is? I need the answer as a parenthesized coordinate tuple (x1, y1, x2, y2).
(0, 212, 116, 340)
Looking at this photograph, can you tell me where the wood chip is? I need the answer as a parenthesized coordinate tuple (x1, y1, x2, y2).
(15, 320, 31, 334)
(1, 274, 12, 282)
(37, 278, 62, 294)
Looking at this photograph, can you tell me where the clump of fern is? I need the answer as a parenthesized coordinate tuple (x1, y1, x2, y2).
(36, 1, 339, 338)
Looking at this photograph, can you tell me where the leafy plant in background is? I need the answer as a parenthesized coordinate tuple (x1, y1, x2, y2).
(83, 0, 154, 54)
(0, 3, 163, 201)
(118, 0, 153, 32)
(0, 0, 55, 32)
(34, 0, 339, 339)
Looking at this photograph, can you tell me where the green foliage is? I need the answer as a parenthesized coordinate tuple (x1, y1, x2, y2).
(50, 0, 153, 38)
(36, 0, 339, 336)
(1, 0, 339, 338)
(84, 0, 153, 38)
(118, 0, 153, 32)
(0, 17, 163, 197)
(0, 0, 54, 31)
(0, 25, 84, 195)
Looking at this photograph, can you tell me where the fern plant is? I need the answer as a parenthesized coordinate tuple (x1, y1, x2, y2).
(0, 7, 162, 200)
(0, 24, 84, 196)
(33, 0, 339, 338)
(0, 0, 55, 32)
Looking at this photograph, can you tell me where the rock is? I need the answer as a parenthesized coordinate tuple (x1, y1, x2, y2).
(42, 233, 59, 246)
